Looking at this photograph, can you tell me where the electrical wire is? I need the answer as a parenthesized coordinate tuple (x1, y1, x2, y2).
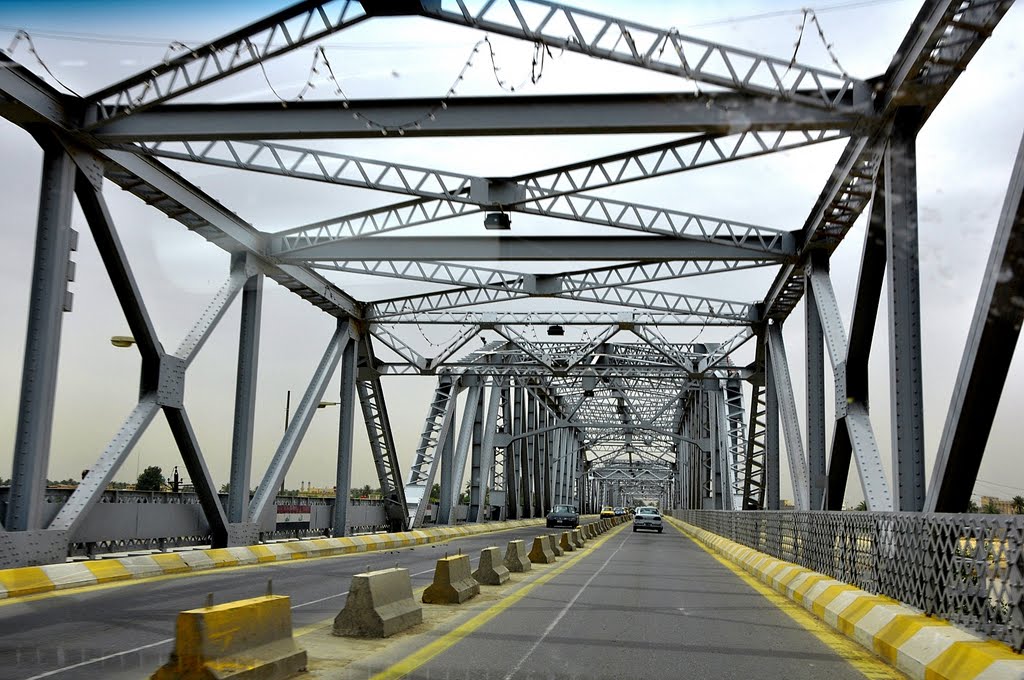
(2, 29, 82, 96)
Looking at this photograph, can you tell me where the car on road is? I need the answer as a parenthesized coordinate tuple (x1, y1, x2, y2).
(599, 506, 615, 518)
(633, 506, 663, 533)
(546, 504, 579, 528)
(613, 506, 626, 516)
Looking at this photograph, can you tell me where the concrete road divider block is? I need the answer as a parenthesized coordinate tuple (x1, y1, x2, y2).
(572, 528, 585, 548)
(151, 594, 306, 680)
(333, 567, 422, 638)
(547, 534, 564, 557)
(422, 554, 480, 604)
(528, 536, 556, 564)
(504, 540, 532, 572)
(559, 532, 576, 553)
(473, 547, 511, 585)
(587, 524, 597, 538)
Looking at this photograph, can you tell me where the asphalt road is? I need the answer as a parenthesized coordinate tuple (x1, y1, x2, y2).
(393, 523, 887, 680)
(0, 523, 569, 680)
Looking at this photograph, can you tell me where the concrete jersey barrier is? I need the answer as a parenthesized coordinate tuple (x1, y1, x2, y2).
(333, 567, 422, 638)
(503, 540, 532, 572)
(528, 536, 556, 564)
(473, 547, 511, 586)
(151, 594, 306, 680)
(422, 554, 480, 604)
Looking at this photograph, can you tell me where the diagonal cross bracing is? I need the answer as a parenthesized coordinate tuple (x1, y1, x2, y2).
(403, 0, 868, 111)
(86, 0, 369, 124)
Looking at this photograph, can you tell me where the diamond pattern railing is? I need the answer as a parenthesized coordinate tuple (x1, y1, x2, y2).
(675, 510, 1024, 651)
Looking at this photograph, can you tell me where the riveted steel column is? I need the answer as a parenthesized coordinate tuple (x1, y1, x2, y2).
(7, 137, 76, 531)
(765, 337, 781, 510)
(228, 270, 262, 524)
(886, 109, 926, 511)
(806, 262, 827, 510)
(332, 330, 357, 537)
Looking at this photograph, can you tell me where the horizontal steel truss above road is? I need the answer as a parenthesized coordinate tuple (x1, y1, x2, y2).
(88, 91, 867, 142)
(280, 235, 792, 262)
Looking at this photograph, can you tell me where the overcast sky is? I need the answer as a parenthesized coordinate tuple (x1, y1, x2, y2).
(1, 0, 1022, 507)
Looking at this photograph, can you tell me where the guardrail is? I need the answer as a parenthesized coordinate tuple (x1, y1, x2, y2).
(0, 488, 390, 556)
(673, 510, 1024, 652)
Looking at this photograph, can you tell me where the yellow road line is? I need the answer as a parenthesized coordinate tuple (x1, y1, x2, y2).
(664, 518, 904, 680)
(370, 523, 628, 680)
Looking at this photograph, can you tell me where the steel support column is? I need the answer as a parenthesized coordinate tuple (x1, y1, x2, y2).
(886, 109, 926, 511)
(332, 330, 358, 537)
(228, 269, 262, 524)
(764, 337, 781, 510)
(6, 135, 76, 531)
(805, 265, 827, 510)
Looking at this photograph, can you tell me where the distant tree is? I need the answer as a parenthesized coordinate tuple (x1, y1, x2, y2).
(967, 500, 980, 513)
(982, 499, 1001, 514)
(1012, 496, 1024, 515)
(136, 465, 165, 492)
(429, 483, 440, 503)
(854, 500, 867, 511)
(220, 482, 230, 494)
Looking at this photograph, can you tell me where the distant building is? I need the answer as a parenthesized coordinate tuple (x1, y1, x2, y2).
(979, 496, 1014, 514)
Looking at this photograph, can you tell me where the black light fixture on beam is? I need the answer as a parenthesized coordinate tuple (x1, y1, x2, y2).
(547, 325, 564, 336)
(484, 211, 511, 230)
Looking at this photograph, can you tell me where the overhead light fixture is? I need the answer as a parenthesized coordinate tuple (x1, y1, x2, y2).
(484, 212, 511, 230)
(547, 325, 564, 336)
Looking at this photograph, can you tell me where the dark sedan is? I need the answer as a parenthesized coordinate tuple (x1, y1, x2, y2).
(546, 504, 580, 528)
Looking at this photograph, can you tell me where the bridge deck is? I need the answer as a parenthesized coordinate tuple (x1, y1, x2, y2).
(0, 522, 900, 679)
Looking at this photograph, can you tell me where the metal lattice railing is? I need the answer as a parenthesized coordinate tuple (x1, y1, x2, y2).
(674, 510, 1024, 651)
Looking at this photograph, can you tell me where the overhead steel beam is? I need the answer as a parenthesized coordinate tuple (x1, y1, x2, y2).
(84, 0, 369, 124)
(375, 311, 743, 327)
(286, 236, 790, 262)
(136, 130, 842, 224)
(402, 0, 868, 111)
(90, 91, 864, 142)
(926, 130, 1024, 513)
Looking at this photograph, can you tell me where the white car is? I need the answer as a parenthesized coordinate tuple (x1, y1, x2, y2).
(632, 506, 663, 533)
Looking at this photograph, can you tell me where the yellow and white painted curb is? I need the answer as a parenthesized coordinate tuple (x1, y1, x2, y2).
(0, 518, 551, 601)
(669, 517, 1024, 680)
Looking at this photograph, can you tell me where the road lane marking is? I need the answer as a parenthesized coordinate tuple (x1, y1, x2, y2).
(502, 533, 629, 680)
(371, 522, 627, 680)
(665, 518, 903, 680)
(18, 567, 440, 679)
(20, 638, 174, 680)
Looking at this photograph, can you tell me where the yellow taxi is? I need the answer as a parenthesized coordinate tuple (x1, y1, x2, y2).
(599, 506, 616, 518)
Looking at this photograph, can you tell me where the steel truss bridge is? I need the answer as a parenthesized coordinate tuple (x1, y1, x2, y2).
(0, 0, 1021, 574)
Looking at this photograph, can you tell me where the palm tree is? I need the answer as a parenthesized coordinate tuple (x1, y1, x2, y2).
(967, 500, 980, 513)
(854, 500, 867, 511)
(1012, 495, 1024, 515)
(982, 499, 1000, 514)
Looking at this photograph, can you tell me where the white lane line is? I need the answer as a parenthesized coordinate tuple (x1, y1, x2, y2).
(21, 639, 174, 680)
(22, 565, 440, 679)
(502, 533, 630, 680)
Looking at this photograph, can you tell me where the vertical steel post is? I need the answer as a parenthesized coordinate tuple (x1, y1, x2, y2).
(332, 330, 357, 537)
(228, 271, 263, 524)
(6, 137, 76, 531)
(765, 340, 781, 510)
(886, 109, 927, 511)
(806, 262, 827, 510)
(436, 388, 459, 525)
